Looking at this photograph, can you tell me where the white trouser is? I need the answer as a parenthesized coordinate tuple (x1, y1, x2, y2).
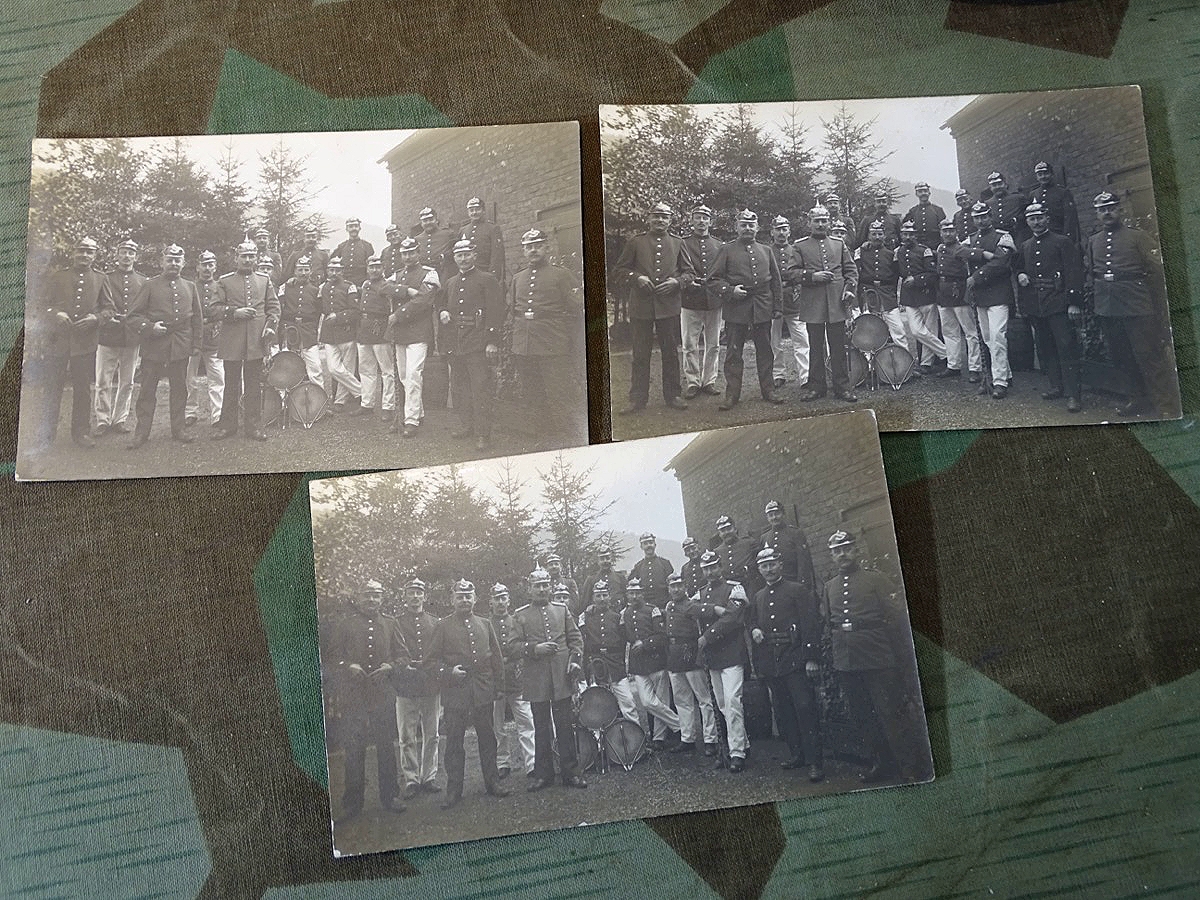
(610, 676, 641, 725)
(770, 314, 810, 383)
(325, 341, 361, 404)
(632, 671, 679, 740)
(709, 664, 747, 758)
(185, 351, 224, 423)
(493, 695, 535, 773)
(396, 694, 441, 787)
(669, 669, 718, 745)
(299, 346, 322, 385)
(901, 305, 947, 364)
(94, 344, 139, 428)
(394, 342, 428, 426)
(880, 309, 908, 350)
(680, 307, 722, 390)
(939, 306, 982, 373)
(357, 342, 396, 411)
(977, 304, 1011, 386)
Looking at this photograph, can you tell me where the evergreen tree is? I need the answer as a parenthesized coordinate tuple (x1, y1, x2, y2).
(255, 139, 327, 256)
(537, 452, 615, 580)
(819, 103, 899, 222)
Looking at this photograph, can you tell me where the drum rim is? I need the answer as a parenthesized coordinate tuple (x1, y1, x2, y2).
(850, 312, 889, 352)
(267, 349, 307, 390)
(603, 717, 646, 766)
(578, 685, 621, 730)
(875, 342, 915, 385)
(287, 380, 329, 424)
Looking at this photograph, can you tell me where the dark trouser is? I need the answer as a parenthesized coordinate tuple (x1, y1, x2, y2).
(531, 697, 578, 782)
(41, 351, 95, 443)
(723, 321, 773, 402)
(1029, 312, 1081, 399)
(134, 358, 188, 439)
(449, 352, 491, 437)
(218, 359, 263, 432)
(805, 322, 849, 393)
(839, 668, 925, 779)
(443, 702, 501, 799)
(342, 688, 399, 812)
(1098, 314, 1177, 415)
(765, 669, 821, 765)
(629, 316, 681, 404)
(515, 353, 581, 438)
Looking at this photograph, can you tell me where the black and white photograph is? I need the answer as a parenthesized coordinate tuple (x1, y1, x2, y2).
(310, 411, 933, 857)
(601, 87, 1182, 441)
(17, 121, 587, 481)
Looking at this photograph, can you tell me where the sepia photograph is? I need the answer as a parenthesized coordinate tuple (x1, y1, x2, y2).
(309, 411, 933, 857)
(17, 121, 587, 481)
(600, 87, 1181, 441)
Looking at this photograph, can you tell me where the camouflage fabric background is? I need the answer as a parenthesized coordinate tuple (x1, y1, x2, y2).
(1, 0, 1198, 896)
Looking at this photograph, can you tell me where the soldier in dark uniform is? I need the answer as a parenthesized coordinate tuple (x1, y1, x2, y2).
(952, 189, 978, 242)
(935, 221, 982, 383)
(679, 537, 704, 599)
(749, 547, 823, 781)
(317, 256, 362, 412)
(283, 226, 328, 283)
(688, 550, 749, 772)
(1015, 202, 1085, 412)
(253, 228, 284, 286)
(903, 182, 947, 251)
(185, 251, 225, 427)
(708, 208, 783, 411)
(94, 239, 145, 437)
(211, 240, 279, 440)
(356, 255, 398, 424)
(581, 547, 626, 618)
(854, 219, 906, 352)
(394, 577, 442, 799)
(768, 215, 809, 391)
(795, 206, 860, 403)
(622, 577, 680, 749)
(629, 532, 673, 609)
(663, 573, 717, 755)
(820, 531, 931, 783)
(544, 553, 579, 613)
(461, 197, 505, 281)
(379, 225, 404, 281)
(326, 578, 408, 822)
(278, 256, 324, 386)
(508, 228, 584, 443)
(416, 207, 456, 284)
(963, 203, 1017, 398)
(125, 244, 203, 448)
(424, 579, 510, 810)
(680, 204, 724, 399)
(715, 514, 758, 594)
(613, 201, 693, 414)
(333, 217, 374, 289)
(489, 584, 535, 778)
(439, 238, 506, 451)
(759, 500, 817, 596)
(1030, 162, 1080, 244)
(855, 194, 901, 249)
(509, 567, 587, 791)
(35, 237, 111, 450)
(388, 237, 440, 437)
(578, 579, 639, 724)
(984, 171, 1031, 246)
(896, 220, 948, 374)
(824, 194, 858, 251)
(1084, 192, 1178, 418)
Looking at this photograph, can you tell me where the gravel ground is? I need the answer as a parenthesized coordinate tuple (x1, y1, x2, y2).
(328, 730, 885, 856)
(608, 340, 1146, 441)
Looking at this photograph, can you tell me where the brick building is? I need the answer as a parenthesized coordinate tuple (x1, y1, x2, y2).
(943, 86, 1156, 236)
(379, 122, 583, 277)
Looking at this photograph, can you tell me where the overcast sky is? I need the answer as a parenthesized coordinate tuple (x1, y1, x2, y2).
(602, 94, 976, 196)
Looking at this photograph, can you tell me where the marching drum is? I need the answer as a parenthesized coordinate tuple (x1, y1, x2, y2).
(261, 387, 284, 426)
(575, 727, 600, 774)
(288, 381, 329, 429)
(849, 312, 889, 353)
(847, 347, 869, 388)
(577, 684, 620, 732)
(604, 718, 647, 772)
(875, 343, 915, 389)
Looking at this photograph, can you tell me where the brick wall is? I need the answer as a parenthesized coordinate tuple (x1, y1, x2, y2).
(383, 122, 582, 274)
(948, 86, 1151, 233)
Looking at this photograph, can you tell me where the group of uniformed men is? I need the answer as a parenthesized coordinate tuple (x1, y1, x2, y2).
(327, 502, 930, 821)
(35, 200, 582, 454)
(616, 164, 1173, 418)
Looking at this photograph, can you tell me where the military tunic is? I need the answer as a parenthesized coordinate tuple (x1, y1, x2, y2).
(579, 605, 628, 680)
(439, 268, 505, 356)
(1084, 221, 1164, 318)
(952, 207, 979, 243)
(987, 190, 1033, 245)
(43, 266, 111, 358)
(759, 523, 816, 595)
(854, 242, 900, 312)
(903, 202, 948, 251)
(387, 264, 437, 345)
(195, 278, 221, 354)
(895, 244, 938, 308)
(820, 567, 906, 671)
(213, 269, 279, 360)
(356, 276, 396, 344)
(100, 268, 146, 348)
(509, 600, 583, 703)
(748, 579, 819, 678)
(662, 597, 702, 673)
(490, 613, 523, 696)
(681, 233, 724, 311)
(379, 242, 405, 280)
(630, 554, 674, 608)
(856, 212, 901, 249)
(1030, 181, 1080, 243)
(127, 274, 203, 362)
(460, 219, 505, 280)
(416, 228, 455, 281)
(333, 236, 375, 287)
(707, 239, 782, 325)
(772, 242, 804, 315)
(279, 277, 323, 348)
(1014, 231, 1084, 318)
(680, 558, 704, 600)
(935, 243, 971, 307)
(614, 231, 694, 320)
(317, 278, 359, 345)
(622, 603, 668, 677)
(283, 246, 329, 283)
(962, 229, 1016, 308)
(395, 609, 441, 698)
(508, 262, 580, 356)
(793, 236, 858, 323)
(688, 580, 749, 671)
(426, 614, 503, 710)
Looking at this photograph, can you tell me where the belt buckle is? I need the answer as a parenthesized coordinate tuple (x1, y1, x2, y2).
(841, 622, 853, 631)
(1104, 273, 1114, 282)
(524, 310, 535, 319)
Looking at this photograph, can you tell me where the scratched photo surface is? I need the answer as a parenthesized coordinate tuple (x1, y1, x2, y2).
(310, 410, 932, 856)
(17, 121, 587, 481)
(600, 87, 1181, 441)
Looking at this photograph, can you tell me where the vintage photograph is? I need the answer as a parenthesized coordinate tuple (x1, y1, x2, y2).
(17, 122, 586, 481)
(310, 411, 933, 857)
(600, 87, 1181, 440)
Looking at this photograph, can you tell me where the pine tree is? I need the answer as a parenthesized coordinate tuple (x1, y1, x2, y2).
(255, 139, 326, 256)
(819, 103, 899, 222)
(537, 452, 615, 579)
